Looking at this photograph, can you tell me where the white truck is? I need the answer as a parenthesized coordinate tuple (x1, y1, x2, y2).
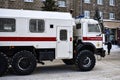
(0, 9, 105, 76)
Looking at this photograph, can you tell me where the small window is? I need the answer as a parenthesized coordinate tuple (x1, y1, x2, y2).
(0, 18, 15, 32)
(58, 1, 66, 7)
(84, 0, 90, 3)
(88, 24, 100, 32)
(24, 0, 34, 2)
(60, 30, 67, 41)
(50, 24, 54, 28)
(97, 0, 103, 5)
(84, 10, 90, 18)
(29, 19, 45, 32)
(109, 0, 115, 6)
(99, 11, 103, 19)
(109, 13, 115, 19)
(76, 24, 81, 29)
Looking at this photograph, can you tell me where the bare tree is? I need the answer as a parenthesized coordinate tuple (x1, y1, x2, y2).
(42, 0, 58, 11)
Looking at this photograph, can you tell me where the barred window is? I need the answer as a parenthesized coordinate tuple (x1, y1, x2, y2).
(30, 19, 45, 32)
(0, 18, 15, 32)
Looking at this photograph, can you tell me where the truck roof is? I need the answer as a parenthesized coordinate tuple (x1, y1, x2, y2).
(0, 8, 73, 20)
(75, 18, 98, 24)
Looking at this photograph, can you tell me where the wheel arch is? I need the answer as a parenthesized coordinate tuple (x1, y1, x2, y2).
(76, 42, 96, 54)
(0, 46, 36, 57)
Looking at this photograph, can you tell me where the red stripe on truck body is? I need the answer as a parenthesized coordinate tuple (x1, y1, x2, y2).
(83, 37, 102, 41)
(0, 37, 56, 41)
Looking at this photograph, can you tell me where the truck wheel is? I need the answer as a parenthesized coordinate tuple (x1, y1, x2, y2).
(12, 50, 36, 75)
(0, 52, 9, 76)
(75, 50, 96, 71)
(62, 59, 74, 65)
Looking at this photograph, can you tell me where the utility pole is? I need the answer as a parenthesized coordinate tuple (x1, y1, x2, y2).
(80, 0, 83, 15)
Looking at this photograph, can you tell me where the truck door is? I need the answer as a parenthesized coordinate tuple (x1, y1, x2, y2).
(85, 24, 103, 48)
(56, 27, 70, 59)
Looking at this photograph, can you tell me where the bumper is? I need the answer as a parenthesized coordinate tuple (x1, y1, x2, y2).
(96, 48, 106, 57)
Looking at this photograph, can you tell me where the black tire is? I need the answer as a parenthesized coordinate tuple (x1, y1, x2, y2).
(62, 59, 74, 65)
(0, 52, 9, 76)
(75, 50, 96, 71)
(12, 50, 37, 75)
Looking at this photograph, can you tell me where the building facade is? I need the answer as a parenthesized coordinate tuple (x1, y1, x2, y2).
(0, 0, 69, 12)
(72, 0, 120, 19)
(0, 0, 43, 10)
(0, 0, 120, 19)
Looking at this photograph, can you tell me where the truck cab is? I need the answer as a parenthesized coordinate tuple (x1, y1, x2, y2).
(74, 18, 105, 57)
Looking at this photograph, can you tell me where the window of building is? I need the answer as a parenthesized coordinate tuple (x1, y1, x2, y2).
(97, 0, 103, 5)
(84, 10, 90, 18)
(99, 11, 103, 19)
(84, 0, 90, 3)
(0, 18, 15, 32)
(109, 0, 115, 6)
(29, 19, 45, 32)
(109, 13, 115, 19)
(41, 0, 46, 2)
(58, 1, 66, 7)
(88, 24, 100, 32)
(24, 0, 34, 2)
(10, 0, 16, 1)
(60, 30, 67, 41)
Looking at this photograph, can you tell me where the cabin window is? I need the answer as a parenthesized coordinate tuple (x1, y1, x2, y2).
(76, 23, 81, 29)
(30, 19, 45, 32)
(0, 18, 15, 32)
(60, 30, 67, 41)
(88, 24, 100, 32)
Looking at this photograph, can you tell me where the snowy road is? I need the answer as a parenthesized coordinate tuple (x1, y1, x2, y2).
(0, 45, 120, 80)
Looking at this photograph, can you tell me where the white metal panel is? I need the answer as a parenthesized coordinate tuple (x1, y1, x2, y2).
(0, 8, 73, 20)
(83, 23, 103, 48)
(0, 9, 74, 54)
(56, 27, 72, 59)
(0, 42, 56, 48)
(75, 18, 98, 24)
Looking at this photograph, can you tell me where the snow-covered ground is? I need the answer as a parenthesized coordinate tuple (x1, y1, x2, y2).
(103, 45, 120, 52)
(0, 45, 120, 80)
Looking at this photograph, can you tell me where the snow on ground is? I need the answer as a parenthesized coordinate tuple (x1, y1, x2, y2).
(103, 45, 120, 52)
(0, 45, 120, 80)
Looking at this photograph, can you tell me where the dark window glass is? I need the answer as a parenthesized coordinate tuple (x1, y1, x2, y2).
(30, 19, 45, 32)
(60, 30, 67, 41)
(76, 23, 81, 29)
(88, 24, 100, 32)
(0, 18, 15, 32)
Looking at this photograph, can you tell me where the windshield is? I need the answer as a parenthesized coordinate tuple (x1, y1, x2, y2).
(88, 24, 100, 32)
